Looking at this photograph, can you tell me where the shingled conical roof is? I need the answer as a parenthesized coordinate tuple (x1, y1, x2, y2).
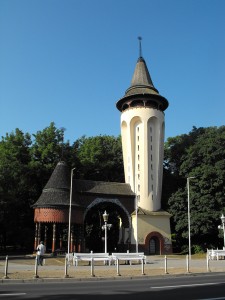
(44, 161, 70, 190)
(116, 55, 169, 112)
(33, 161, 71, 208)
(127, 56, 158, 96)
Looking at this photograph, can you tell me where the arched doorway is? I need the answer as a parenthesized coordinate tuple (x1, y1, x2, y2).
(145, 231, 164, 255)
(84, 198, 131, 253)
(149, 237, 160, 255)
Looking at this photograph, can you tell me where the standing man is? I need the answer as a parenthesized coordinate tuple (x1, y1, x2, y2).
(37, 241, 46, 266)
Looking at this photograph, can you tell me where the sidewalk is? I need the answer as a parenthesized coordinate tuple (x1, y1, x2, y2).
(1, 255, 225, 282)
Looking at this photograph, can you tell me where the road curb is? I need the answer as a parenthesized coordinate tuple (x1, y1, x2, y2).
(1, 271, 225, 284)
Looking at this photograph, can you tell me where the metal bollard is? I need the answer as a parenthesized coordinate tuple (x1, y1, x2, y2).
(91, 258, 95, 277)
(164, 255, 169, 274)
(207, 253, 210, 272)
(34, 256, 39, 278)
(116, 258, 121, 276)
(186, 254, 190, 273)
(126, 250, 130, 265)
(4, 255, 9, 279)
(64, 256, 69, 278)
(141, 257, 145, 275)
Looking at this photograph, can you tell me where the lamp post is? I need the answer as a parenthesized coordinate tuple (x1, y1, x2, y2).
(102, 211, 112, 253)
(134, 173, 139, 253)
(135, 193, 138, 253)
(67, 168, 75, 260)
(187, 176, 195, 259)
(218, 214, 225, 248)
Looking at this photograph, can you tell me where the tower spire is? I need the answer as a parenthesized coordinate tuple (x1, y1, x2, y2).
(138, 36, 142, 58)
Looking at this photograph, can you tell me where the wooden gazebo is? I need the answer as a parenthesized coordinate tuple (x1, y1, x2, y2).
(33, 161, 135, 253)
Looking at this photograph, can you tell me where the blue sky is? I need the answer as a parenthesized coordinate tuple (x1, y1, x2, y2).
(0, 0, 224, 144)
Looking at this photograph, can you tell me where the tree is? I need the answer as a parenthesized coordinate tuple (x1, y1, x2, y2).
(0, 129, 33, 250)
(166, 126, 225, 252)
(30, 122, 73, 196)
(75, 135, 124, 182)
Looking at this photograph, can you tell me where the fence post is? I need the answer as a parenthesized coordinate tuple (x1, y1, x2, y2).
(64, 256, 69, 278)
(34, 256, 39, 278)
(91, 257, 95, 277)
(4, 255, 9, 279)
(116, 258, 120, 276)
(141, 257, 145, 275)
(186, 254, 190, 273)
(206, 252, 210, 272)
(165, 255, 168, 274)
(126, 250, 130, 265)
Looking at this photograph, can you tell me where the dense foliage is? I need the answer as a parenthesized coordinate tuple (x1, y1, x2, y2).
(0, 123, 224, 253)
(165, 126, 225, 252)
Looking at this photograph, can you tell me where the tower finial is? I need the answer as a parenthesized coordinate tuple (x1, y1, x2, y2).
(138, 36, 142, 58)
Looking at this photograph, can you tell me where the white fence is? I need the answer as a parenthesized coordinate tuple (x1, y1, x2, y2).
(2, 252, 225, 279)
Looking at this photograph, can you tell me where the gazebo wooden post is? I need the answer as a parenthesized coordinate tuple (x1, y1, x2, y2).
(78, 240, 81, 253)
(34, 223, 38, 251)
(59, 233, 63, 250)
(74, 239, 76, 253)
(70, 230, 74, 253)
(44, 225, 48, 248)
(37, 222, 41, 245)
(52, 223, 56, 253)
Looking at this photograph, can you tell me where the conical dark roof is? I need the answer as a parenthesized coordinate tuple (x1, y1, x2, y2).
(127, 57, 158, 96)
(44, 161, 70, 190)
(33, 161, 71, 208)
(116, 56, 169, 112)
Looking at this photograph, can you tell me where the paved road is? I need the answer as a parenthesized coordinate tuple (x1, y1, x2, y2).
(1, 273, 225, 299)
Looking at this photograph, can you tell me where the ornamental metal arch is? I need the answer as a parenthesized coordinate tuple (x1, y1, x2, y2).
(83, 197, 131, 228)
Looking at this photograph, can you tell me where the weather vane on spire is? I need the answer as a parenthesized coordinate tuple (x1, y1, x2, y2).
(138, 36, 142, 58)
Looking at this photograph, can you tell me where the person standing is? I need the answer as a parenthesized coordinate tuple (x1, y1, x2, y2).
(37, 241, 46, 266)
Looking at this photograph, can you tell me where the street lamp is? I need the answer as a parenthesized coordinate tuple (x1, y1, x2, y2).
(187, 176, 195, 259)
(67, 168, 75, 260)
(102, 211, 112, 253)
(218, 214, 225, 248)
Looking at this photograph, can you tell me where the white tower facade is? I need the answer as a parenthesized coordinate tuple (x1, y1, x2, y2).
(116, 56, 169, 212)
